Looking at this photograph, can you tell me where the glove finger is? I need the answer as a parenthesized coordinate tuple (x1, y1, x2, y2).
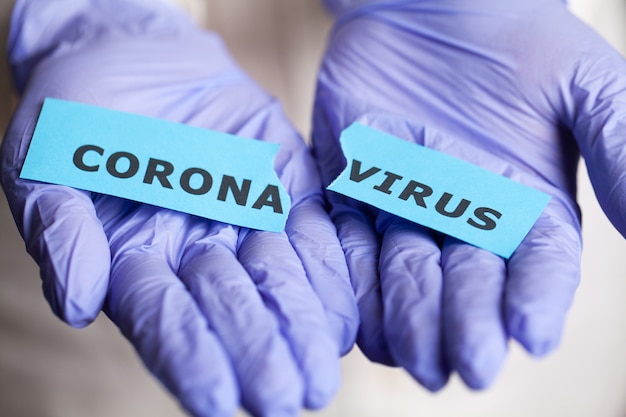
(0, 107, 110, 327)
(329, 195, 395, 365)
(178, 223, 304, 417)
(285, 197, 359, 355)
(23, 187, 111, 327)
(376, 213, 449, 391)
(505, 213, 581, 356)
(562, 18, 626, 238)
(238, 228, 341, 410)
(106, 252, 238, 417)
(441, 237, 508, 390)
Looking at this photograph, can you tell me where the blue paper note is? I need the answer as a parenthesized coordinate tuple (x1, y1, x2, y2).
(327, 123, 551, 258)
(20, 98, 290, 232)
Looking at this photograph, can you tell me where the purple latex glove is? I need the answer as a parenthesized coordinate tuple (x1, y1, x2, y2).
(1, 1, 358, 416)
(313, 0, 626, 390)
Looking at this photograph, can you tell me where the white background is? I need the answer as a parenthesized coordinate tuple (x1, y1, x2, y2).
(1, 1, 626, 416)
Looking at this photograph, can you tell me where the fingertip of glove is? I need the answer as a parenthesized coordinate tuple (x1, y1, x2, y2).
(508, 312, 562, 357)
(53, 305, 99, 328)
(460, 376, 495, 391)
(403, 360, 450, 392)
(356, 326, 398, 367)
(387, 344, 450, 392)
(304, 375, 339, 411)
(240, 362, 305, 417)
(448, 336, 507, 391)
(42, 276, 105, 328)
(328, 311, 358, 357)
(416, 372, 449, 393)
(180, 388, 238, 417)
(287, 327, 342, 411)
(40, 252, 110, 327)
(454, 361, 500, 391)
(245, 399, 302, 417)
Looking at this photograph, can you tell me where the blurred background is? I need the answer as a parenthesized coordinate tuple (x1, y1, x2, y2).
(1, 0, 626, 416)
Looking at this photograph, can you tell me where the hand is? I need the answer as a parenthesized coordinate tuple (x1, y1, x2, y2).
(1, 1, 358, 416)
(313, 0, 626, 390)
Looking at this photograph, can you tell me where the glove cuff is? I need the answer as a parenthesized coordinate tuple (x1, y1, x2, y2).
(7, 0, 182, 94)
